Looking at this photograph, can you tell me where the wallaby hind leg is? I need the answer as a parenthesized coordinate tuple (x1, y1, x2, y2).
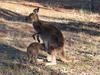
(27, 53, 32, 63)
(45, 49, 57, 65)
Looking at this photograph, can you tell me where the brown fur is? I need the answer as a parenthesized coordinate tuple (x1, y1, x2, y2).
(27, 42, 73, 65)
(32, 33, 40, 43)
(27, 42, 44, 63)
(26, 7, 74, 65)
(26, 7, 64, 49)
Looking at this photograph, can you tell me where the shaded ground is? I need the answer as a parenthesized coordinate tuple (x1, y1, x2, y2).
(0, 1, 100, 75)
(0, 8, 25, 22)
(25, 0, 100, 13)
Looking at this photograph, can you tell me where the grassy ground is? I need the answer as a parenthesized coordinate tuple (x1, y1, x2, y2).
(0, 1, 100, 75)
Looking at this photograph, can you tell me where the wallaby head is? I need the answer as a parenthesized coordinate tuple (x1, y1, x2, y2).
(25, 7, 40, 22)
(33, 7, 39, 14)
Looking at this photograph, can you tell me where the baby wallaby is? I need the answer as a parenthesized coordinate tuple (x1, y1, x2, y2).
(27, 42, 44, 63)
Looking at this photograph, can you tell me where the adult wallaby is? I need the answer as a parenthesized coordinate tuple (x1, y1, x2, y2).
(26, 7, 77, 65)
(26, 7, 64, 51)
(27, 42, 75, 65)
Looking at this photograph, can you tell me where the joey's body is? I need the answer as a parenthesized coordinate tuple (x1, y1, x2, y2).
(27, 42, 44, 63)
(26, 7, 77, 65)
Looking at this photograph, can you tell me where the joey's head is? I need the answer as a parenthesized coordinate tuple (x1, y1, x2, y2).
(25, 7, 40, 22)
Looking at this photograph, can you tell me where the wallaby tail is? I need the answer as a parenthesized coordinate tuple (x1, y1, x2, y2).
(58, 46, 73, 63)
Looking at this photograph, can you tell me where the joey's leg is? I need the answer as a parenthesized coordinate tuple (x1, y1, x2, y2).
(27, 53, 32, 63)
(31, 56, 37, 64)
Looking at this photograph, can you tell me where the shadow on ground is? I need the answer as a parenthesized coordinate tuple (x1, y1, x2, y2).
(25, 0, 100, 13)
(0, 8, 100, 36)
(0, 8, 25, 22)
(0, 43, 26, 60)
(41, 16, 100, 36)
(55, 21, 100, 36)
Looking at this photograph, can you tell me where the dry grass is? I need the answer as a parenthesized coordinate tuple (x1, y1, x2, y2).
(0, 0, 100, 75)
(0, 1, 100, 23)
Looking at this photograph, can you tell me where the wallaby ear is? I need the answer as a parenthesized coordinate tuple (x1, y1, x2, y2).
(33, 7, 40, 14)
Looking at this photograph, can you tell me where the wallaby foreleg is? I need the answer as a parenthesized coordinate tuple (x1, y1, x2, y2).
(32, 32, 40, 43)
